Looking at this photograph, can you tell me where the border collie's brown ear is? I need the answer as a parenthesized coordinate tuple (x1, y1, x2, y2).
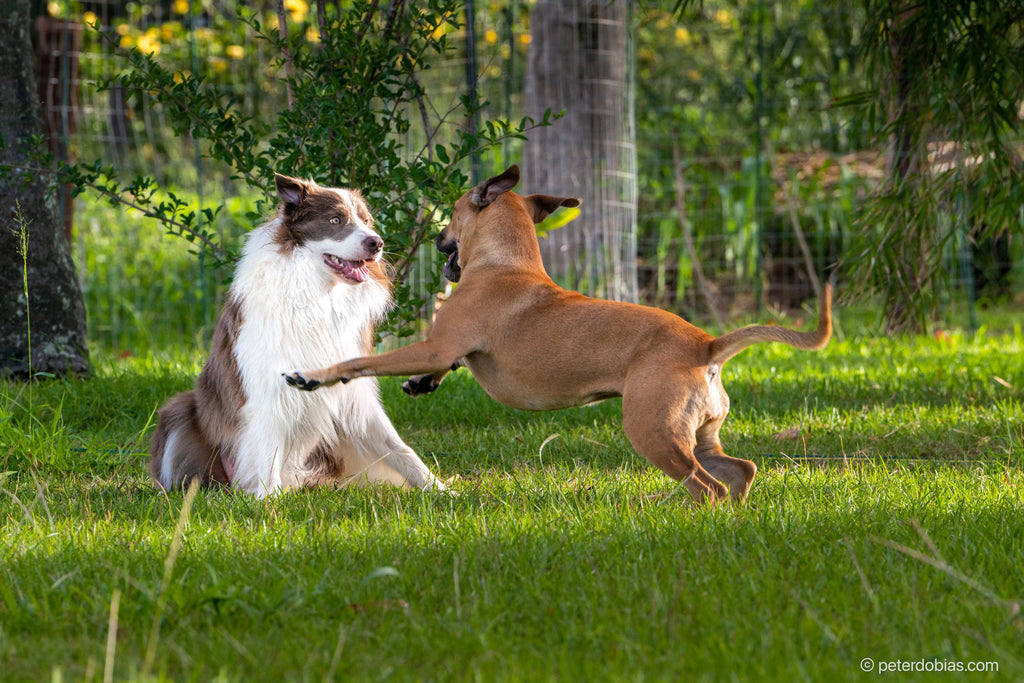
(275, 173, 308, 208)
(470, 165, 520, 207)
(523, 194, 581, 224)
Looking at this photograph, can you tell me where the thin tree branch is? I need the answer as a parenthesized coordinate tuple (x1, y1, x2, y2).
(277, 0, 295, 109)
(316, 0, 327, 43)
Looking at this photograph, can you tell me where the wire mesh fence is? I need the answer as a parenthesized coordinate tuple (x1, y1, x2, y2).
(30, 0, 1024, 351)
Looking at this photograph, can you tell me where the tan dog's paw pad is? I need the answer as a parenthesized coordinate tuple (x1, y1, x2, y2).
(402, 374, 440, 396)
(283, 371, 321, 391)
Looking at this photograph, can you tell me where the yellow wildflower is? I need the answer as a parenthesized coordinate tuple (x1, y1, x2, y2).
(137, 30, 161, 56)
(284, 0, 308, 23)
(161, 22, 182, 42)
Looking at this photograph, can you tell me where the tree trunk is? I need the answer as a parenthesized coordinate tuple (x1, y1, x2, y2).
(0, 0, 89, 378)
(883, 5, 932, 335)
(523, 0, 637, 302)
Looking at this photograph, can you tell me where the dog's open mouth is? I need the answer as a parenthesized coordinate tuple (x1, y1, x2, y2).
(442, 248, 461, 282)
(323, 253, 371, 283)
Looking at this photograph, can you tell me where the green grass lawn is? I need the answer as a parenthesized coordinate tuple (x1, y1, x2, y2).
(2, 330, 1022, 681)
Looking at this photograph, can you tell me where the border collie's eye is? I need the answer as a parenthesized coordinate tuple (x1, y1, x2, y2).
(329, 217, 341, 224)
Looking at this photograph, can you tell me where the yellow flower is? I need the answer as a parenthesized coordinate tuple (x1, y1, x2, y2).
(519, 33, 531, 45)
(172, 0, 189, 14)
(484, 29, 498, 44)
(674, 27, 691, 45)
(284, 0, 308, 23)
(226, 44, 245, 59)
(46, 2, 60, 17)
(116, 23, 131, 36)
(715, 9, 734, 27)
(119, 34, 135, 49)
(306, 26, 320, 43)
(137, 30, 161, 56)
(210, 57, 228, 74)
(83, 11, 97, 26)
(161, 22, 182, 42)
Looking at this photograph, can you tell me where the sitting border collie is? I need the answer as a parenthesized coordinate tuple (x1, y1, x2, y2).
(149, 173, 444, 496)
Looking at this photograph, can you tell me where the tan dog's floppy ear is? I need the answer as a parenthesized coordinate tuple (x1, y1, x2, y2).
(275, 173, 309, 208)
(523, 194, 581, 224)
(470, 165, 521, 207)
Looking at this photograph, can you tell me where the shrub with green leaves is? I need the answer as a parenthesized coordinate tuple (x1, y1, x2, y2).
(64, 0, 554, 338)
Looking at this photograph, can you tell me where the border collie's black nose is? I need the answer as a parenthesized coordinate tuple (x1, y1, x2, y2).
(363, 235, 383, 255)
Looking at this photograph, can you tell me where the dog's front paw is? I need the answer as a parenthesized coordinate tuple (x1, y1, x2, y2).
(402, 374, 439, 397)
(283, 371, 322, 391)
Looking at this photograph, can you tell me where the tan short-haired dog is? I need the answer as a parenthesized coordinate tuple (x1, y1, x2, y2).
(286, 165, 832, 505)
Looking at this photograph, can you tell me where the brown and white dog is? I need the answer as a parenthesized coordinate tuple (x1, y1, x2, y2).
(149, 173, 444, 497)
(285, 165, 831, 506)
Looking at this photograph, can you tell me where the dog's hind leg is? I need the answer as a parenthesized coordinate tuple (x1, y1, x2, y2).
(621, 377, 728, 506)
(694, 419, 757, 503)
(692, 367, 756, 502)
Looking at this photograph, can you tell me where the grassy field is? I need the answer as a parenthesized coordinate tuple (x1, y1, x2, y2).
(2, 326, 1023, 681)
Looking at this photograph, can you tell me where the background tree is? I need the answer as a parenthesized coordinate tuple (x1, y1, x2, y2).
(0, 0, 89, 378)
(523, 0, 637, 302)
(849, 0, 1024, 333)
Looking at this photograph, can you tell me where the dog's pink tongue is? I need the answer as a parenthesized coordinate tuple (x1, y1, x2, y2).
(341, 260, 370, 282)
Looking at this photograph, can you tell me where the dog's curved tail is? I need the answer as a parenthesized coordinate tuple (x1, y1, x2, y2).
(709, 279, 834, 365)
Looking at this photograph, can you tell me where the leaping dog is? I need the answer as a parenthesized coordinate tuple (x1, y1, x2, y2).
(285, 165, 831, 505)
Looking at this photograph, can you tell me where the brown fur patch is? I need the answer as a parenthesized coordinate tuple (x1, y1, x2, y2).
(149, 391, 230, 487)
(148, 295, 244, 488)
(194, 294, 245, 445)
(301, 439, 346, 486)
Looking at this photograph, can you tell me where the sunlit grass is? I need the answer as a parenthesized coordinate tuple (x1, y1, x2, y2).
(2, 328, 1022, 680)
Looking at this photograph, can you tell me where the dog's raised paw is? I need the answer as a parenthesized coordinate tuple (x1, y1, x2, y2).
(283, 371, 321, 391)
(402, 374, 438, 397)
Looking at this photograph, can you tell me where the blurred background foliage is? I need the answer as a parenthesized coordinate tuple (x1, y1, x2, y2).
(25, 0, 1024, 353)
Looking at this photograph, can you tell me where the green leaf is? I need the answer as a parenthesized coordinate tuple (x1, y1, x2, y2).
(535, 206, 581, 237)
